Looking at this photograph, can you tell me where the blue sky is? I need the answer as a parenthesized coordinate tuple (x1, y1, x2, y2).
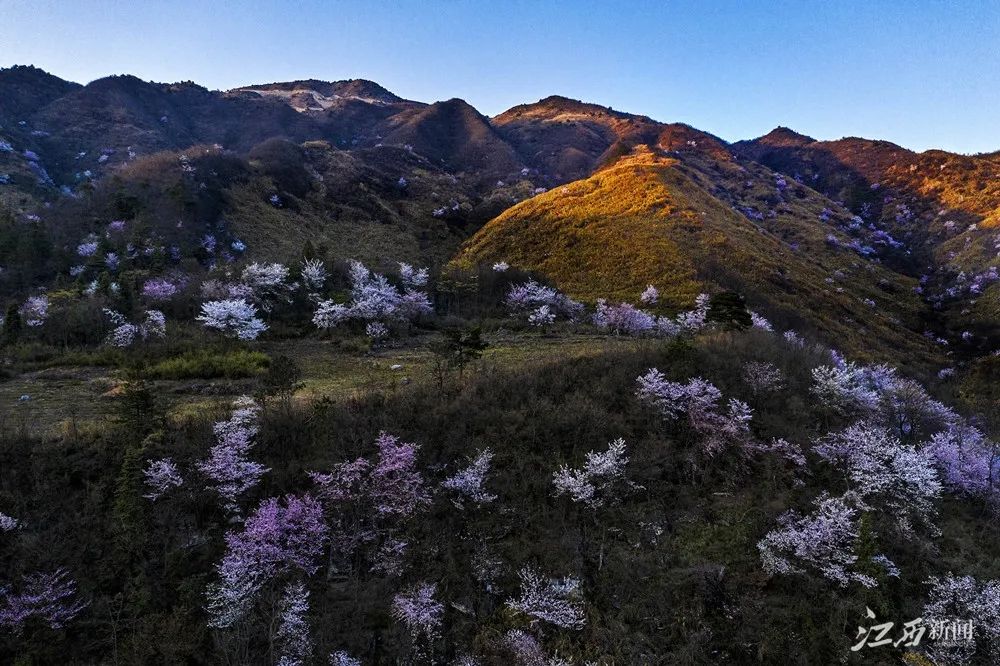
(2, 0, 998, 153)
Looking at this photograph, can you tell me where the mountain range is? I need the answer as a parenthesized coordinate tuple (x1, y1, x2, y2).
(2, 64, 998, 366)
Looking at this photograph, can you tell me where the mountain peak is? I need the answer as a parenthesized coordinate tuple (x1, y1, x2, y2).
(494, 95, 634, 122)
(233, 78, 404, 109)
(755, 126, 815, 147)
(0, 64, 82, 124)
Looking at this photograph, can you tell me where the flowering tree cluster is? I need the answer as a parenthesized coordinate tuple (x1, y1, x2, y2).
(103, 309, 166, 347)
(505, 280, 583, 326)
(206, 494, 328, 628)
(19, 295, 48, 327)
(590, 293, 718, 337)
(505, 567, 586, 630)
(309, 432, 430, 571)
(924, 424, 999, 500)
(440, 449, 497, 508)
(757, 493, 890, 588)
(142, 458, 184, 501)
(391, 581, 444, 642)
(196, 299, 267, 340)
(811, 362, 957, 440)
(240, 262, 291, 311)
(552, 439, 639, 508)
(0, 569, 87, 634)
(815, 422, 942, 533)
(197, 396, 268, 512)
(636, 369, 753, 455)
(313, 261, 432, 335)
(592, 300, 656, 335)
(398, 262, 429, 288)
(141, 277, 181, 301)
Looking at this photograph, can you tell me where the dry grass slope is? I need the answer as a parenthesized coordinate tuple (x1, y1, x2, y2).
(454, 147, 942, 366)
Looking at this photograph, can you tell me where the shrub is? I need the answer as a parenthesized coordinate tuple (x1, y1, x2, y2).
(144, 349, 269, 379)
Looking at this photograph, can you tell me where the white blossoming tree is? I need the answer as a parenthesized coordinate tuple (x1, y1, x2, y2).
(196, 299, 267, 340)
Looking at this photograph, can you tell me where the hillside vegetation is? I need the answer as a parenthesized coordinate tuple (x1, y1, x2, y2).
(454, 148, 939, 366)
(1, 65, 1000, 665)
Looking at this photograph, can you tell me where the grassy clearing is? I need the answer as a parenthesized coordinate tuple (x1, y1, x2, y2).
(0, 332, 648, 438)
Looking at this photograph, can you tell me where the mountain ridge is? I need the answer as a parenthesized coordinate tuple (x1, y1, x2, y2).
(2, 64, 999, 361)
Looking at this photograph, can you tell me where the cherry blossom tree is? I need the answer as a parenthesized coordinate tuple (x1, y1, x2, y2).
(141, 278, 179, 301)
(275, 582, 312, 666)
(142, 458, 184, 501)
(365, 321, 389, 340)
(312, 300, 351, 329)
(757, 492, 885, 588)
(329, 651, 362, 666)
(672, 293, 710, 333)
(782, 330, 805, 348)
(398, 263, 429, 288)
(527, 305, 555, 327)
(592, 300, 656, 335)
(313, 260, 432, 335)
(0, 569, 88, 634)
(391, 581, 444, 641)
(76, 239, 99, 257)
(552, 439, 639, 508)
(636, 369, 753, 455)
(745, 437, 806, 467)
(308, 432, 430, 569)
(300, 259, 327, 292)
(505, 280, 583, 323)
(0, 512, 19, 532)
(441, 449, 497, 508)
(810, 363, 880, 414)
(370, 432, 431, 518)
(811, 360, 957, 441)
(815, 422, 941, 533)
(240, 262, 291, 311)
(640, 284, 659, 305)
(197, 299, 267, 340)
(750, 311, 773, 332)
(501, 629, 547, 664)
(505, 567, 585, 630)
(103, 309, 166, 347)
(925, 424, 1000, 500)
(206, 494, 328, 628)
(19, 295, 48, 327)
(197, 396, 268, 512)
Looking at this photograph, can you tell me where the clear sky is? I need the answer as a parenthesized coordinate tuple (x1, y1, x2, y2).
(2, 0, 998, 153)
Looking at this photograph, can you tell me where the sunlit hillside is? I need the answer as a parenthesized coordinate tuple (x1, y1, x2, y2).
(454, 148, 939, 366)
